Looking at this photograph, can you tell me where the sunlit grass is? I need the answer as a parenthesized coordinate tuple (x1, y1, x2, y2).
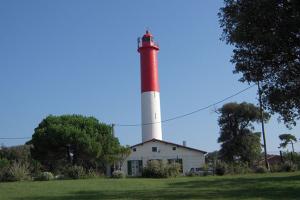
(0, 172, 299, 200)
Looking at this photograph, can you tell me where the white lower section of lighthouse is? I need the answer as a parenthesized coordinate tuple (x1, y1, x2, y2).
(141, 91, 162, 142)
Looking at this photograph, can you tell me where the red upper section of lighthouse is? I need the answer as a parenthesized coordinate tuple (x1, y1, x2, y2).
(138, 31, 160, 93)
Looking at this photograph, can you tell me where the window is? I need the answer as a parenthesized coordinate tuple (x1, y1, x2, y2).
(142, 37, 151, 42)
(133, 148, 136, 152)
(172, 147, 176, 151)
(196, 168, 201, 172)
(152, 147, 158, 152)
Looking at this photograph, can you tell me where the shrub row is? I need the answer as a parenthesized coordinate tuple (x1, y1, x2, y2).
(0, 160, 102, 182)
(142, 160, 181, 178)
(214, 161, 298, 176)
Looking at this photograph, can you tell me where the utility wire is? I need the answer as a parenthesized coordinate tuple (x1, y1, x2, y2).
(0, 137, 31, 140)
(115, 84, 256, 127)
(0, 84, 256, 140)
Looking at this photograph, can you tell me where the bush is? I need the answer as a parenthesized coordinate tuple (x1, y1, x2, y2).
(0, 145, 31, 164)
(34, 172, 54, 181)
(166, 163, 181, 177)
(255, 166, 268, 173)
(6, 162, 30, 181)
(142, 160, 168, 178)
(281, 162, 297, 172)
(111, 170, 125, 178)
(269, 164, 282, 172)
(64, 165, 86, 179)
(85, 168, 101, 178)
(226, 162, 252, 174)
(29, 159, 43, 176)
(215, 162, 227, 176)
(0, 158, 10, 182)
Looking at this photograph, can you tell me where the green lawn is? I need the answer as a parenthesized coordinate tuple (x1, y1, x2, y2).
(0, 172, 299, 200)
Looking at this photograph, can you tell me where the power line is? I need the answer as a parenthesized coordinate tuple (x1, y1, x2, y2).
(115, 84, 256, 127)
(0, 84, 256, 140)
(0, 137, 31, 140)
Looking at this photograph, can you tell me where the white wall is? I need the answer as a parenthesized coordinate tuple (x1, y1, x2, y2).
(121, 140, 205, 175)
(141, 92, 162, 142)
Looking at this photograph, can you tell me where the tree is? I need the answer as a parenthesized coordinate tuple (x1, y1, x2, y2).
(218, 102, 270, 164)
(205, 151, 219, 165)
(30, 115, 123, 172)
(219, 0, 300, 127)
(279, 133, 297, 152)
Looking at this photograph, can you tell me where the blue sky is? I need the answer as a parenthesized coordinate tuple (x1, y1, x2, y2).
(0, 0, 299, 153)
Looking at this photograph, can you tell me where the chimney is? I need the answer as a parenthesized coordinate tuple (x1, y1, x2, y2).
(183, 141, 186, 147)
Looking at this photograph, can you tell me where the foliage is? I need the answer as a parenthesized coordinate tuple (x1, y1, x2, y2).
(64, 165, 86, 179)
(219, 0, 300, 126)
(3, 162, 31, 182)
(205, 151, 219, 166)
(111, 170, 125, 178)
(281, 162, 298, 172)
(279, 134, 297, 151)
(85, 168, 102, 179)
(142, 160, 167, 178)
(34, 172, 54, 181)
(0, 158, 10, 182)
(270, 164, 282, 173)
(255, 166, 268, 174)
(30, 115, 123, 172)
(218, 102, 269, 163)
(166, 163, 181, 177)
(226, 162, 252, 174)
(0, 158, 10, 170)
(106, 145, 131, 169)
(0, 145, 31, 164)
(0, 145, 42, 176)
(215, 161, 253, 175)
(215, 162, 227, 176)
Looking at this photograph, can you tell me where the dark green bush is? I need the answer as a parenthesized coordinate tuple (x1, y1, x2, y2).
(34, 172, 54, 181)
(215, 162, 227, 176)
(64, 165, 86, 179)
(255, 166, 268, 173)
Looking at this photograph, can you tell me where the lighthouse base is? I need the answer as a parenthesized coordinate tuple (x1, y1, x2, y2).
(141, 91, 162, 142)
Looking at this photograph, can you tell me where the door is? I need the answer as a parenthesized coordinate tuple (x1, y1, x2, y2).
(128, 160, 143, 176)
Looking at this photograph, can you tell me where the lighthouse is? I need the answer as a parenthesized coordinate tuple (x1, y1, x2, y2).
(138, 30, 162, 142)
(118, 31, 207, 177)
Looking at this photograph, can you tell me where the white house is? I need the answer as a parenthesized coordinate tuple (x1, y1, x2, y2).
(121, 139, 206, 176)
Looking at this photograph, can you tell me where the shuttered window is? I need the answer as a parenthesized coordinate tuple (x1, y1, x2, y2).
(138, 160, 143, 173)
(127, 160, 132, 175)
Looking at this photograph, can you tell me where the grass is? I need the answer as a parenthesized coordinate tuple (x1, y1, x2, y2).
(0, 172, 300, 200)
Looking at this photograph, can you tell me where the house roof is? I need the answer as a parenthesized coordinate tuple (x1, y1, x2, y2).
(131, 138, 207, 154)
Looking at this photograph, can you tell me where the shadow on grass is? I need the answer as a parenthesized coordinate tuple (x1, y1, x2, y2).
(14, 174, 300, 200)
